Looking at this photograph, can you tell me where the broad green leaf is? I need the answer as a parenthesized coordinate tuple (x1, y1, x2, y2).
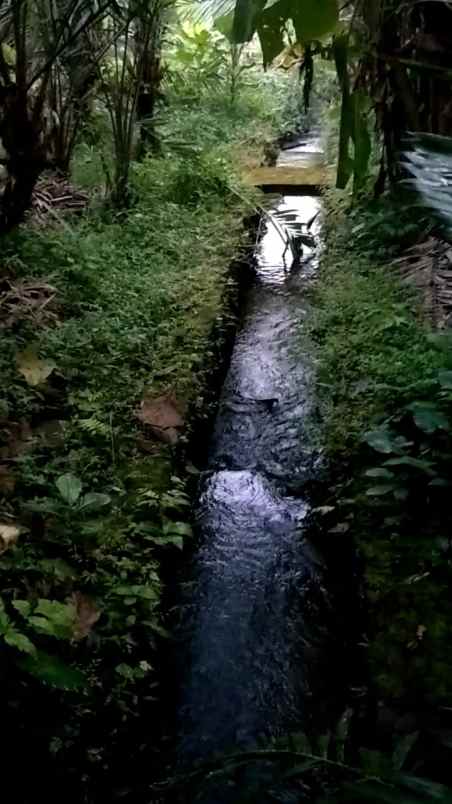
(38, 558, 77, 581)
(4, 630, 37, 657)
(19, 650, 86, 690)
(232, 0, 266, 42)
(257, 5, 286, 67)
(12, 600, 32, 618)
(79, 492, 111, 512)
(365, 429, 397, 454)
(365, 468, 395, 479)
(366, 485, 397, 497)
(36, 599, 74, 622)
(56, 473, 82, 505)
(383, 456, 435, 475)
(0, 598, 10, 634)
(351, 89, 371, 192)
(113, 584, 160, 600)
(28, 600, 75, 639)
(27, 616, 57, 638)
(115, 662, 135, 680)
(160, 535, 184, 549)
(408, 402, 449, 433)
(215, 12, 234, 40)
(163, 521, 192, 537)
(291, 0, 338, 43)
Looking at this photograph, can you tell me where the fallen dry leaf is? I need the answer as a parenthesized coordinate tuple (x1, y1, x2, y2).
(17, 347, 56, 387)
(137, 393, 186, 445)
(0, 522, 20, 553)
(71, 592, 101, 641)
(0, 278, 59, 330)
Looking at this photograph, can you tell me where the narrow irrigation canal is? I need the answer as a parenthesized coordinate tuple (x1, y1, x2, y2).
(174, 138, 357, 777)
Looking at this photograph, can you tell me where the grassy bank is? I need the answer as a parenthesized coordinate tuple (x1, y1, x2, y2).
(308, 193, 452, 732)
(0, 73, 296, 802)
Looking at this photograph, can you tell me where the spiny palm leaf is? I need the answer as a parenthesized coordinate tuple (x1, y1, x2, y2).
(178, 0, 235, 25)
(402, 132, 452, 239)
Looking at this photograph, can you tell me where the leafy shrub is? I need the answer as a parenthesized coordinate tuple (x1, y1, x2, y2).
(310, 192, 452, 708)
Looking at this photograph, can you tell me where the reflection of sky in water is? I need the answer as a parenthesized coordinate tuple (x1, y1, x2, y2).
(257, 195, 322, 282)
(177, 138, 347, 765)
(277, 135, 324, 167)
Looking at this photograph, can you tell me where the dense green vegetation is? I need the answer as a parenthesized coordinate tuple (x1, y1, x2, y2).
(2, 0, 452, 801)
(308, 191, 452, 743)
(0, 43, 299, 799)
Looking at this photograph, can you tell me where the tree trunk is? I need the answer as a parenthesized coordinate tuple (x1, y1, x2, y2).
(136, 10, 163, 159)
(0, 86, 46, 232)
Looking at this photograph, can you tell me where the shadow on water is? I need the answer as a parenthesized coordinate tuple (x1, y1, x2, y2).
(170, 137, 362, 800)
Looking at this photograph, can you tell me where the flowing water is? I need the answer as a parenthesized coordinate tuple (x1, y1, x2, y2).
(176, 139, 353, 772)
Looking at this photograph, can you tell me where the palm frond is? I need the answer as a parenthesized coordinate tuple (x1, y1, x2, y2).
(402, 132, 452, 240)
(177, 0, 235, 25)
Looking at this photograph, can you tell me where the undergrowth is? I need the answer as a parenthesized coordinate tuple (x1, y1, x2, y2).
(309, 192, 452, 724)
(0, 70, 296, 803)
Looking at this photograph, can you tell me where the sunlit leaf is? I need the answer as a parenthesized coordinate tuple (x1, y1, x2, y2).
(56, 473, 83, 505)
(19, 650, 86, 690)
(365, 468, 395, 479)
(366, 485, 397, 496)
(16, 348, 56, 387)
(4, 630, 37, 657)
(12, 600, 32, 618)
(79, 492, 111, 512)
(365, 429, 397, 454)
(383, 456, 435, 475)
(214, 12, 234, 40)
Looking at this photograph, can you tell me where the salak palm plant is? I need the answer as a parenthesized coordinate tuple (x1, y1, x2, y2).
(0, 0, 112, 230)
(0, 0, 167, 223)
(403, 132, 452, 239)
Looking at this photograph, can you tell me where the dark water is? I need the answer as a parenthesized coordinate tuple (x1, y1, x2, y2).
(176, 143, 353, 769)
